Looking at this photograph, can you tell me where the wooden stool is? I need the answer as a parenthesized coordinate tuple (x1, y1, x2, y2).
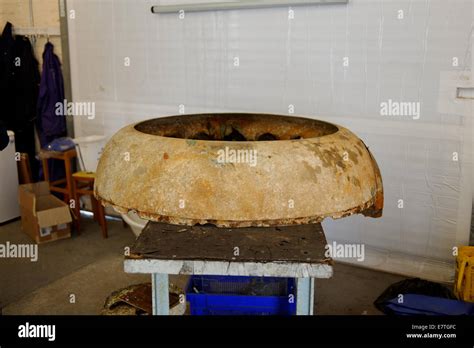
(16, 153, 33, 184)
(39, 148, 77, 204)
(72, 171, 108, 238)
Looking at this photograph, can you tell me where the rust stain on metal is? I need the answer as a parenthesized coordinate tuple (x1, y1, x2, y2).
(102, 282, 180, 315)
(95, 113, 384, 228)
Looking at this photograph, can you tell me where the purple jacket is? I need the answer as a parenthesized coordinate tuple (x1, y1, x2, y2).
(37, 42, 66, 146)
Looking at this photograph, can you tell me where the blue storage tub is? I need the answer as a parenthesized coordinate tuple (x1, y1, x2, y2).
(186, 275, 296, 315)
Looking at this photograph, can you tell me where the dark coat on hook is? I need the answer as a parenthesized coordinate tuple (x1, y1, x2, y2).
(37, 41, 66, 147)
(0, 22, 40, 178)
(36, 41, 67, 183)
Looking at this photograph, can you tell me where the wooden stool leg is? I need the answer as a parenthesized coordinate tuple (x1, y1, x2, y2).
(65, 155, 74, 204)
(71, 175, 106, 238)
(73, 180, 81, 234)
(91, 196, 99, 221)
(90, 181, 100, 221)
(42, 158, 50, 182)
(97, 203, 108, 239)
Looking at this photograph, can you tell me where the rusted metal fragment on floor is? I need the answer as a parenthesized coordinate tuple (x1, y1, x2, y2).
(101, 282, 179, 315)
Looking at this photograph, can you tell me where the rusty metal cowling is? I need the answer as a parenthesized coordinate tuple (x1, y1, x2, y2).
(94, 113, 383, 227)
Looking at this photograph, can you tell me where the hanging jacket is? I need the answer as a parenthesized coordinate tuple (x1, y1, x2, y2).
(0, 22, 40, 128)
(37, 41, 66, 147)
(0, 119, 9, 151)
(0, 22, 40, 179)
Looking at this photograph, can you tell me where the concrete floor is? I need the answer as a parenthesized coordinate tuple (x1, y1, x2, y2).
(0, 215, 408, 315)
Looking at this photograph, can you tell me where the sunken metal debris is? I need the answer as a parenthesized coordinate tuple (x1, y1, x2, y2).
(94, 113, 383, 227)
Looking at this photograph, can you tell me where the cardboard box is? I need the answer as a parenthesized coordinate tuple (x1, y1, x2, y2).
(18, 182, 72, 244)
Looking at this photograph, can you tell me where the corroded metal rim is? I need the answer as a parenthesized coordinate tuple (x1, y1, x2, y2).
(95, 113, 383, 227)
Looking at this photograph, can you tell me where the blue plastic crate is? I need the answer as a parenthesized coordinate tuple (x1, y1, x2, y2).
(186, 275, 296, 315)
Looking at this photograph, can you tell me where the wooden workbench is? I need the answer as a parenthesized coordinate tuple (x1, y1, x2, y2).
(124, 222, 333, 315)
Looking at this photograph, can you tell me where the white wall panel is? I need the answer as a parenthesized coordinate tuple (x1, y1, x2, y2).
(67, 0, 472, 282)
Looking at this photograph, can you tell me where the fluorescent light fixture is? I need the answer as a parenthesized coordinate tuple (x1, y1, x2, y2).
(151, 0, 348, 13)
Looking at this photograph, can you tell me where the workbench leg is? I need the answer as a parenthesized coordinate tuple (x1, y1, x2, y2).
(152, 273, 169, 315)
(296, 278, 315, 315)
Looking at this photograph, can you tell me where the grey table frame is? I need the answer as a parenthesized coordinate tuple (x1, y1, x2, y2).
(125, 258, 329, 315)
(124, 221, 332, 315)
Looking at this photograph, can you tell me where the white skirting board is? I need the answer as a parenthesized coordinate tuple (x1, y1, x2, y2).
(332, 244, 455, 284)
